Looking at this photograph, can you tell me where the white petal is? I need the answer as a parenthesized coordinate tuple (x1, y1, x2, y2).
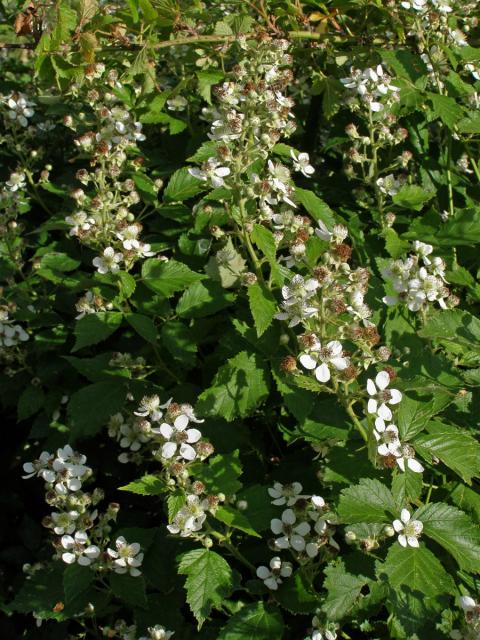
(392, 519, 403, 532)
(62, 552, 76, 564)
(367, 398, 378, 414)
(290, 534, 306, 551)
(407, 458, 424, 473)
(271, 518, 284, 535)
(315, 363, 331, 383)
(460, 596, 476, 611)
(377, 404, 393, 421)
(282, 509, 296, 525)
(327, 340, 342, 356)
(159, 423, 174, 439)
(389, 389, 403, 405)
(407, 536, 419, 548)
(162, 442, 177, 459)
(186, 428, 202, 443)
(366, 379, 377, 396)
(330, 356, 348, 371)
(398, 534, 407, 547)
(274, 536, 290, 549)
(299, 354, 317, 370)
(256, 566, 270, 579)
(180, 443, 196, 461)
(174, 414, 189, 430)
(375, 371, 390, 390)
(294, 521, 311, 537)
(401, 508, 411, 523)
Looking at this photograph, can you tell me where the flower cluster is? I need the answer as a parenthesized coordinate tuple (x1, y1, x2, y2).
(109, 395, 222, 539)
(381, 241, 453, 312)
(63, 64, 157, 272)
(1, 92, 35, 128)
(366, 370, 424, 473)
(268, 482, 339, 560)
(23, 445, 143, 575)
(341, 64, 400, 114)
(0, 308, 29, 347)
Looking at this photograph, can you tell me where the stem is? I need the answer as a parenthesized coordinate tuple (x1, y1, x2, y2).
(345, 401, 368, 442)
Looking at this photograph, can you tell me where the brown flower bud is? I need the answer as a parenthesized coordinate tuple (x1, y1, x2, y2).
(280, 355, 297, 372)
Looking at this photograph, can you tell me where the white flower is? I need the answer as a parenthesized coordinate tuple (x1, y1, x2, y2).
(140, 625, 175, 640)
(167, 495, 208, 537)
(167, 96, 188, 111)
(268, 481, 304, 506)
(6, 171, 26, 192)
(256, 556, 293, 590)
(271, 508, 311, 551)
(413, 241, 433, 265)
(392, 509, 423, 548)
(22, 451, 54, 481)
(118, 421, 151, 451)
(51, 510, 79, 535)
(366, 371, 402, 420)
(401, 0, 427, 10)
(154, 421, 202, 461)
(373, 417, 401, 457)
(61, 531, 100, 566)
(0, 318, 29, 347)
(395, 444, 424, 474)
(116, 224, 140, 250)
(92, 247, 123, 274)
(290, 150, 314, 177)
(376, 174, 401, 197)
(134, 395, 171, 421)
(188, 157, 231, 188)
(4, 92, 35, 127)
(107, 536, 144, 577)
(299, 339, 349, 383)
(65, 211, 94, 237)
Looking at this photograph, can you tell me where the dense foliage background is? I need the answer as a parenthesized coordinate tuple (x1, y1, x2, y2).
(2, 0, 480, 638)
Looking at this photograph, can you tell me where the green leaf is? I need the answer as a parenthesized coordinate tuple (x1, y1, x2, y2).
(338, 478, 395, 523)
(72, 312, 123, 351)
(217, 603, 284, 640)
(428, 93, 464, 128)
(392, 185, 434, 211)
(142, 259, 205, 297)
(63, 564, 94, 606)
(18, 385, 45, 421)
(118, 474, 166, 495)
(251, 224, 276, 263)
(413, 421, 480, 484)
(435, 209, 480, 246)
(391, 468, 423, 506)
(197, 351, 270, 421)
(322, 560, 369, 620)
(419, 309, 480, 355)
(40, 252, 80, 272)
(138, 0, 158, 23)
(8, 565, 65, 620)
(164, 167, 205, 202)
(161, 320, 197, 364)
(396, 391, 452, 440)
(214, 505, 260, 537)
(414, 502, 480, 571)
(125, 313, 157, 343)
(377, 545, 455, 637)
(132, 173, 158, 203)
(109, 573, 147, 609)
(194, 451, 243, 495)
(197, 70, 224, 104)
(275, 570, 318, 614)
(68, 380, 126, 439)
(294, 188, 335, 228)
(176, 280, 235, 317)
(178, 549, 235, 627)
(247, 283, 277, 337)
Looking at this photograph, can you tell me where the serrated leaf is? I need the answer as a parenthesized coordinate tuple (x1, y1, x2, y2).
(178, 549, 235, 627)
(392, 185, 434, 211)
(142, 259, 205, 297)
(214, 505, 260, 537)
(414, 502, 480, 571)
(419, 309, 480, 355)
(413, 421, 480, 484)
(72, 312, 123, 351)
(125, 313, 157, 343)
(118, 474, 166, 495)
(428, 93, 464, 128)
(63, 564, 94, 606)
(109, 573, 147, 609)
(217, 603, 284, 639)
(396, 391, 452, 440)
(294, 188, 335, 228)
(194, 451, 243, 495)
(164, 167, 205, 202)
(338, 478, 395, 523)
(197, 351, 269, 421)
(197, 70, 224, 104)
(176, 280, 235, 317)
(247, 283, 277, 337)
(18, 385, 45, 421)
(377, 544, 455, 637)
(391, 468, 423, 506)
(322, 560, 369, 620)
(276, 570, 318, 614)
(68, 380, 126, 439)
